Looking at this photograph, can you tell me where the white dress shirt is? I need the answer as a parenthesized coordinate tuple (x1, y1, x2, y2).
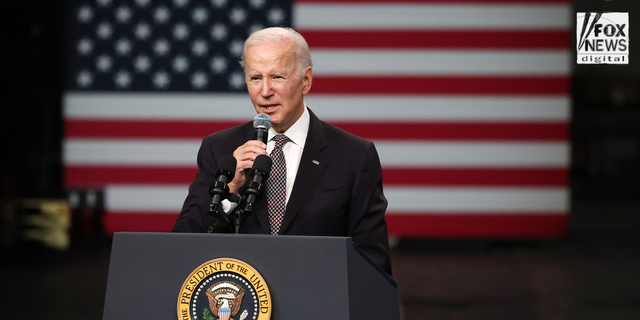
(266, 106, 309, 205)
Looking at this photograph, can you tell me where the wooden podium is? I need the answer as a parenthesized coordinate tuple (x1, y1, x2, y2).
(102, 232, 399, 320)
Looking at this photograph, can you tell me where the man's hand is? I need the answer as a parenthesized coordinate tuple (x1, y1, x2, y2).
(228, 140, 268, 194)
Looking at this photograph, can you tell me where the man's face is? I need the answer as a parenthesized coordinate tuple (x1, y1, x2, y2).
(244, 39, 312, 133)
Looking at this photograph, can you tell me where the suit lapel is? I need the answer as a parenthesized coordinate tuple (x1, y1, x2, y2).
(278, 109, 329, 234)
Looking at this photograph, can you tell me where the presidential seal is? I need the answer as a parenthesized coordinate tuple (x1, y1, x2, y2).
(178, 258, 272, 320)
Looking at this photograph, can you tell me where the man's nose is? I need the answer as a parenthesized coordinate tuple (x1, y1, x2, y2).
(260, 79, 273, 96)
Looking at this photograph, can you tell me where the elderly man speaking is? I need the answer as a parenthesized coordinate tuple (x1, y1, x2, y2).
(172, 27, 392, 275)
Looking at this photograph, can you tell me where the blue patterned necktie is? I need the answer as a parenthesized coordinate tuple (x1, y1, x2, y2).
(266, 134, 290, 235)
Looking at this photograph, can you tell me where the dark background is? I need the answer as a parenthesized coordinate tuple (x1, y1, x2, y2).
(1, 0, 639, 319)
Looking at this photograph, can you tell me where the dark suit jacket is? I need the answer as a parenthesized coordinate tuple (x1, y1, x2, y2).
(172, 108, 392, 274)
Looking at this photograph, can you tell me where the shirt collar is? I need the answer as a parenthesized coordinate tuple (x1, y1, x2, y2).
(268, 105, 309, 149)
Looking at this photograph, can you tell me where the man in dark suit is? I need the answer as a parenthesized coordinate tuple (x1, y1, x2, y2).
(172, 27, 392, 275)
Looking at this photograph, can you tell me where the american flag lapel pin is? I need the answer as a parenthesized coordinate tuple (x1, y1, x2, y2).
(312, 159, 320, 166)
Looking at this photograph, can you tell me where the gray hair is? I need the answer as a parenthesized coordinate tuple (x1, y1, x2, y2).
(240, 27, 313, 77)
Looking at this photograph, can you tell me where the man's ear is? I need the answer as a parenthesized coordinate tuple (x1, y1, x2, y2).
(302, 67, 312, 95)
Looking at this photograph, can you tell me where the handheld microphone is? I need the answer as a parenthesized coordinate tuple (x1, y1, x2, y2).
(242, 154, 272, 213)
(253, 113, 272, 144)
(209, 154, 237, 213)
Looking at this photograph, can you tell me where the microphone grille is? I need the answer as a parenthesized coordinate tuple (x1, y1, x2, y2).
(253, 113, 272, 131)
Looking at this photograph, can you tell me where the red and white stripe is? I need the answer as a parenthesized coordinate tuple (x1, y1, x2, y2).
(63, 0, 572, 237)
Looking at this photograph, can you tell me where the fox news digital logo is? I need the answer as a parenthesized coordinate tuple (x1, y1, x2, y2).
(577, 12, 629, 64)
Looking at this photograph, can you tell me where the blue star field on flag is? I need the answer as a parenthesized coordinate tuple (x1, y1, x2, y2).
(65, 0, 292, 91)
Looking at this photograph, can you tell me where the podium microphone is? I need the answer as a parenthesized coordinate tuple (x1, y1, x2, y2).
(233, 154, 271, 233)
(209, 154, 236, 214)
(253, 113, 272, 144)
(242, 154, 272, 213)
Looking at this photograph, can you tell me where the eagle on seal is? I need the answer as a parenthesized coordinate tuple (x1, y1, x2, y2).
(206, 281, 245, 320)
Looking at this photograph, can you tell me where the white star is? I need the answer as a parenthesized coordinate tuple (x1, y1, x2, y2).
(114, 70, 132, 88)
(134, 55, 151, 73)
(153, 70, 170, 88)
(134, 23, 151, 40)
(174, 0, 189, 8)
(191, 71, 208, 89)
(97, 0, 112, 7)
(86, 189, 97, 207)
(96, 22, 113, 39)
(173, 23, 190, 40)
(173, 55, 190, 73)
(77, 6, 93, 23)
(249, 23, 263, 35)
(192, 7, 208, 24)
(68, 190, 80, 208)
(115, 38, 132, 56)
(211, 0, 227, 8)
(135, 0, 151, 7)
(228, 39, 244, 57)
(153, 38, 171, 56)
(229, 71, 245, 89)
(191, 39, 208, 56)
(249, 0, 265, 9)
(210, 23, 228, 41)
(268, 7, 285, 25)
(76, 70, 93, 87)
(154, 6, 171, 24)
(229, 7, 247, 25)
(210, 55, 227, 73)
(115, 6, 132, 23)
(96, 55, 113, 72)
(77, 38, 93, 56)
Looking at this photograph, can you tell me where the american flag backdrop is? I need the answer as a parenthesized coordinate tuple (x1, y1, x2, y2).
(63, 0, 572, 237)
